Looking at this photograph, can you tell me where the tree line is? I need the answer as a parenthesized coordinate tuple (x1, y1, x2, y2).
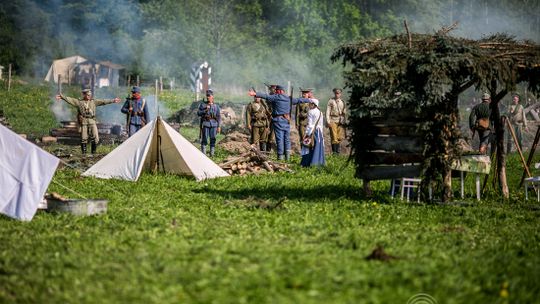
(0, 0, 538, 91)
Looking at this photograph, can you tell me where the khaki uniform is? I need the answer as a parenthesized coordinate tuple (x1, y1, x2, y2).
(60, 95, 116, 144)
(506, 104, 527, 152)
(326, 97, 347, 145)
(296, 102, 310, 142)
(246, 100, 270, 147)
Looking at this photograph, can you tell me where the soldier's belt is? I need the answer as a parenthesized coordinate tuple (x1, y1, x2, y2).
(82, 115, 95, 119)
(272, 114, 290, 119)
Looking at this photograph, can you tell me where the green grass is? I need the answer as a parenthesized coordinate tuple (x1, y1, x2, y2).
(1, 82, 540, 303)
(1, 156, 540, 303)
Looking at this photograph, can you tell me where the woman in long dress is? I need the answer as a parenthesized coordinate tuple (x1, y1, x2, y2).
(300, 99, 326, 167)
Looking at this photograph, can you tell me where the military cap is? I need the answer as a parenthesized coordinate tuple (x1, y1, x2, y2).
(333, 88, 342, 93)
(81, 88, 92, 94)
(131, 86, 141, 93)
(481, 92, 491, 100)
(310, 98, 320, 107)
(206, 89, 214, 96)
(275, 85, 285, 91)
(300, 87, 314, 93)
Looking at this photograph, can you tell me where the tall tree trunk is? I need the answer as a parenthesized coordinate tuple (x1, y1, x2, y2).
(491, 90, 509, 198)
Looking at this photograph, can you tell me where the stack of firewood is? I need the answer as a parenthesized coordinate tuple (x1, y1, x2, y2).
(220, 147, 292, 175)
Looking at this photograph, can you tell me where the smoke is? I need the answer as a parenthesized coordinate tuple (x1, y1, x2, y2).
(49, 99, 72, 122)
(399, 0, 540, 41)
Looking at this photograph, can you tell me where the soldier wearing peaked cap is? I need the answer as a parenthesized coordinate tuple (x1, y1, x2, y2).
(505, 94, 528, 152)
(246, 95, 270, 151)
(248, 85, 312, 161)
(197, 89, 221, 157)
(264, 84, 277, 152)
(56, 88, 121, 155)
(469, 92, 492, 154)
(121, 86, 149, 137)
(326, 88, 347, 154)
(296, 88, 313, 146)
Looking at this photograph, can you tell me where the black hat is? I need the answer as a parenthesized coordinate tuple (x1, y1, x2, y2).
(275, 85, 285, 91)
(206, 89, 214, 96)
(131, 86, 141, 93)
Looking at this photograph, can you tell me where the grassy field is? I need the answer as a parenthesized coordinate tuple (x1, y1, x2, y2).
(1, 83, 540, 303)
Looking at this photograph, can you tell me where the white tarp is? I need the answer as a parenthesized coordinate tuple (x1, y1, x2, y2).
(44, 55, 87, 83)
(82, 117, 229, 181)
(0, 124, 59, 221)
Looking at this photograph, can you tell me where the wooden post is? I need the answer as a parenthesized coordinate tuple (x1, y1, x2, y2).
(155, 79, 159, 115)
(57, 74, 62, 95)
(404, 20, 412, 49)
(7, 64, 12, 91)
(159, 76, 163, 92)
(506, 116, 532, 178)
(520, 125, 540, 187)
(136, 75, 140, 87)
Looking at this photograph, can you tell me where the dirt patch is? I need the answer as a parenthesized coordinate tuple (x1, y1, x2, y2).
(219, 131, 252, 153)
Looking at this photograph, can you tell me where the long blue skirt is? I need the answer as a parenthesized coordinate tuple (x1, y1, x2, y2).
(300, 128, 326, 167)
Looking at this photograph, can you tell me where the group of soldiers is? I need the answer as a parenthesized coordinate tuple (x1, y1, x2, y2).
(56, 86, 149, 155)
(245, 85, 347, 160)
(469, 92, 528, 154)
(57, 84, 347, 162)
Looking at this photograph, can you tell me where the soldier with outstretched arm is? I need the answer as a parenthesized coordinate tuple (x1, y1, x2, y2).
(248, 85, 312, 161)
(56, 88, 120, 155)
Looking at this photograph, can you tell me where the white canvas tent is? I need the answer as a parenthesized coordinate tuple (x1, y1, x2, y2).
(0, 124, 59, 221)
(44, 55, 87, 84)
(82, 117, 229, 181)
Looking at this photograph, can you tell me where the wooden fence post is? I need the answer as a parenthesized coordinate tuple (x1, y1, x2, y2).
(7, 64, 12, 91)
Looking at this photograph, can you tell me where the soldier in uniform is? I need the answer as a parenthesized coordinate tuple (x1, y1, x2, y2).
(264, 84, 277, 152)
(326, 88, 347, 154)
(248, 85, 312, 161)
(121, 86, 149, 137)
(56, 88, 120, 154)
(246, 96, 270, 151)
(469, 92, 492, 154)
(296, 88, 313, 145)
(197, 89, 221, 157)
(506, 94, 528, 152)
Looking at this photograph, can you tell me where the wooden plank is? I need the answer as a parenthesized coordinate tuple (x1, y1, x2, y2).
(369, 136, 423, 153)
(357, 164, 421, 180)
(363, 124, 421, 136)
(364, 151, 423, 165)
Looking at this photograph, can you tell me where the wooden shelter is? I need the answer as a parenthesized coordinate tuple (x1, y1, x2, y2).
(332, 23, 540, 201)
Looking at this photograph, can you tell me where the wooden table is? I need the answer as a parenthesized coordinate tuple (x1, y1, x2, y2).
(451, 155, 491, 200)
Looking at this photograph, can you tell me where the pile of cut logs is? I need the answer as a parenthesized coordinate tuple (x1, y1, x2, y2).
(220, 147, 292, 175)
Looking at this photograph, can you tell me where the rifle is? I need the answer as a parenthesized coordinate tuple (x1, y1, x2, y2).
(289, 86, 294, 125)
(125, 94, 132, 133)
(199, 97, 206, 140)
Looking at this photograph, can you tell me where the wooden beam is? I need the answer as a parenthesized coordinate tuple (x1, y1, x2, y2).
(364, 152, 424, 165)
(357, 164, 421, 180)
(369, 136, 423, 153)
